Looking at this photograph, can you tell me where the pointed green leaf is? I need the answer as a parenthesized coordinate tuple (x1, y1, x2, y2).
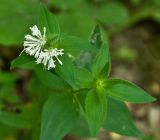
(40, 92, 79, 140)
(10, 53, 36, 69)
(39, 5, 60, 36)
(105, 79, 156, 103)
(91, 42, 110, 78)
(103, 97, 144, 137)
(85, 89, 107, 137)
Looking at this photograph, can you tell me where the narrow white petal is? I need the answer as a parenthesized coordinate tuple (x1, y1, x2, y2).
(24, 42, 39, 47)
(25, 34, 39, 42)
(43, 27, 46, 38)
(35, 46, 41, 58)
(55, 56, 63, 65)
(48, 59, 56, 70)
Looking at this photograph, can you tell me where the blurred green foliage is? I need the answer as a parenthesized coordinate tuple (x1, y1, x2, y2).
(1, 0, 160, 46)
(0, 0, 159, 140)
(0, 0, 38, 45)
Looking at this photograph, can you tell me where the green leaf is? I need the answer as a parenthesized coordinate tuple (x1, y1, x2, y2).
(0, 71, 19, 84)
(69, 115, 90, 137)
(154, 0, 160, 6)
(85, 89, 107, 137)
(0, 123, 17, 139)
(57, 7, 95, 39)
(0, 108, 35, 129)
(90, 25, 102, 47)
(105, 79, 156, 103)
(0, 0, 38, 45)
(39, 5, 60, 36)
(131, 0, 143, 6)
(40, 92, 79, 140)
(10, 53, 36, 69)
(49, 0, 82, 9)
(103, 97, 144, 137)
(73, 67, 93, 89)
(55, 55, 78, 90)
(97, 2, 129, 26)
(0, 84, 20, 103)
(59, 36, 93, 56)
(28, 75, 51, 106)
(91, 42, 110, 78)
(55, 55, 93, 90)
(35, 69, 67, 90)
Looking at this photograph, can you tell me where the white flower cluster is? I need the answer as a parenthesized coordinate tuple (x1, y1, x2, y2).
(22, 25, 64, 70)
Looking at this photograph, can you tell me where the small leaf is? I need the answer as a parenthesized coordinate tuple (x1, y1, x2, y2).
(91, 42, 110, 78)
(39, 5, 60, 36)
(85, 89, 107, 137)
(103, 97, 144, 137)
(105, 79, 156, 103)
(10, 53, 36, 69)
(40, 92, 79, 140)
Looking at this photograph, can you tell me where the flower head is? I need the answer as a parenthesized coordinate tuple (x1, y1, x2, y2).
(21, 25, 64, 70)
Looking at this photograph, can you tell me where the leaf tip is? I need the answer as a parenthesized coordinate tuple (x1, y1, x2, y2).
(144, 93, 157, 103)
(150, 96, 157, 102)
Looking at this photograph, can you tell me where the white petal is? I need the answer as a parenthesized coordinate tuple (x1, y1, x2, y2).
(24, 42, 39, 47)
(25, 34, 39, 42)
(42, 52, 50, 66)
(28, 47, 38, 56)
(48, 59, 56, 70)
(35, 47, 41, 58)
(36, 51, 44, 64)
(55, 56, 63, 65)
(43, 27, 46, 38)
(30, 25, 42, 38)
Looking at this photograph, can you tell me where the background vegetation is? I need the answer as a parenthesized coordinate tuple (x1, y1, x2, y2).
(0, 0, 160, 140)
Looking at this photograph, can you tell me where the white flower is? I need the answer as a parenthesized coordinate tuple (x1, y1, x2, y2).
(23, 25, 46, 57)
(49, 48, 64, 65)
(21, 25, 64, 70)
